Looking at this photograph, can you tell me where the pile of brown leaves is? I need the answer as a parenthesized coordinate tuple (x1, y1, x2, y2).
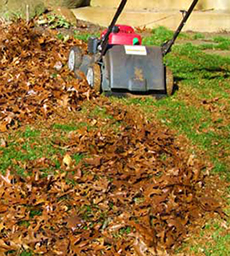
(0, 100, 226, 255)
(0, 19, 95, 132)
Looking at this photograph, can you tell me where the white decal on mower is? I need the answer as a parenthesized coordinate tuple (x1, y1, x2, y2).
(124, 45, 147, 56)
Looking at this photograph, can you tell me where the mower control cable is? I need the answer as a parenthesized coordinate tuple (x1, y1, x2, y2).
(161, 0, 199, 56)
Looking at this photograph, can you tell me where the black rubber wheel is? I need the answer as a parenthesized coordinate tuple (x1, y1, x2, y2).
(86, 63, 101, 93)
(165, 67, 174, 96)
(68, 46, 83, 72)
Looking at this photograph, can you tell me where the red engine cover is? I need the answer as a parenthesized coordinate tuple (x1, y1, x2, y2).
(101, 24, 142, 46)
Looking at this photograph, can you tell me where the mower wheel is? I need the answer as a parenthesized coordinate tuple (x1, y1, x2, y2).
(68, 46, 83, 72)
(166, 67, 174, 96)
(86, 63, 101, 93)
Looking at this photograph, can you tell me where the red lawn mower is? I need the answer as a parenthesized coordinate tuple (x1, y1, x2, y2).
(68, 0, 198, 97)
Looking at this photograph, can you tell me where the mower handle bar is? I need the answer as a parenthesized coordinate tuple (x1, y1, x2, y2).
(162, 0, 199, 56)
(97, 0, 198, 59)
(99, 0, 128, 59)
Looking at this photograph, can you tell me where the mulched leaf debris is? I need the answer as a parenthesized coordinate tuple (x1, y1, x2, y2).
(0, 20, 227, 255)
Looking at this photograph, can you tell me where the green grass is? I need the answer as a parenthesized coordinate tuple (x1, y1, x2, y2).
(52, 123, 79, 131)
(5, 250, 32, 256)
(20, 252, 32, 256)
(188, 220, 230, 256)
(154, 100, 212, 137)
(112, 226, 132, 239)
(189, 35, 230, 51)
(74, 31, 100, 42)
(142, 26, 188, 46)
(0, 124, 88, 176)
(80, 104, 123, 132)
(153, 97, 230, 175)
(86, 105, 113, 119)
(73, 153, 85, 165)
(193, 32, 206, 40)
(0, 136, 62, 176)
(166, 43, 230, 77)
(143, 26, 174, 46)
(199, 42, 230, 51)
(52, 122, 89, 131)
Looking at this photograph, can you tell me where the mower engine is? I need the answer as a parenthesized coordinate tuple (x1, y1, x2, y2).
(101, 25, 142, 46)
(87, 25, 142, 55)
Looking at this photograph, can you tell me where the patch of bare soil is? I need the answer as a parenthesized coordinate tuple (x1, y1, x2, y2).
(203, 49, 230, 57)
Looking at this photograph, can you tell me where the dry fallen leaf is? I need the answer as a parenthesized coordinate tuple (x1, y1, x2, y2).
(0, 138, 7, 148)
(0, 123, 7, 133)
(62, 153, 72, 169)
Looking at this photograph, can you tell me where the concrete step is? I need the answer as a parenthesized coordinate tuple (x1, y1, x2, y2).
(90, 0, 196, 10)
(71, 7, 230, 33)
(90, 0, 230, 11)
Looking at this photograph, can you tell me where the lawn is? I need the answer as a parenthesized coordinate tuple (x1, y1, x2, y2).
(0, 20, 229, 255)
